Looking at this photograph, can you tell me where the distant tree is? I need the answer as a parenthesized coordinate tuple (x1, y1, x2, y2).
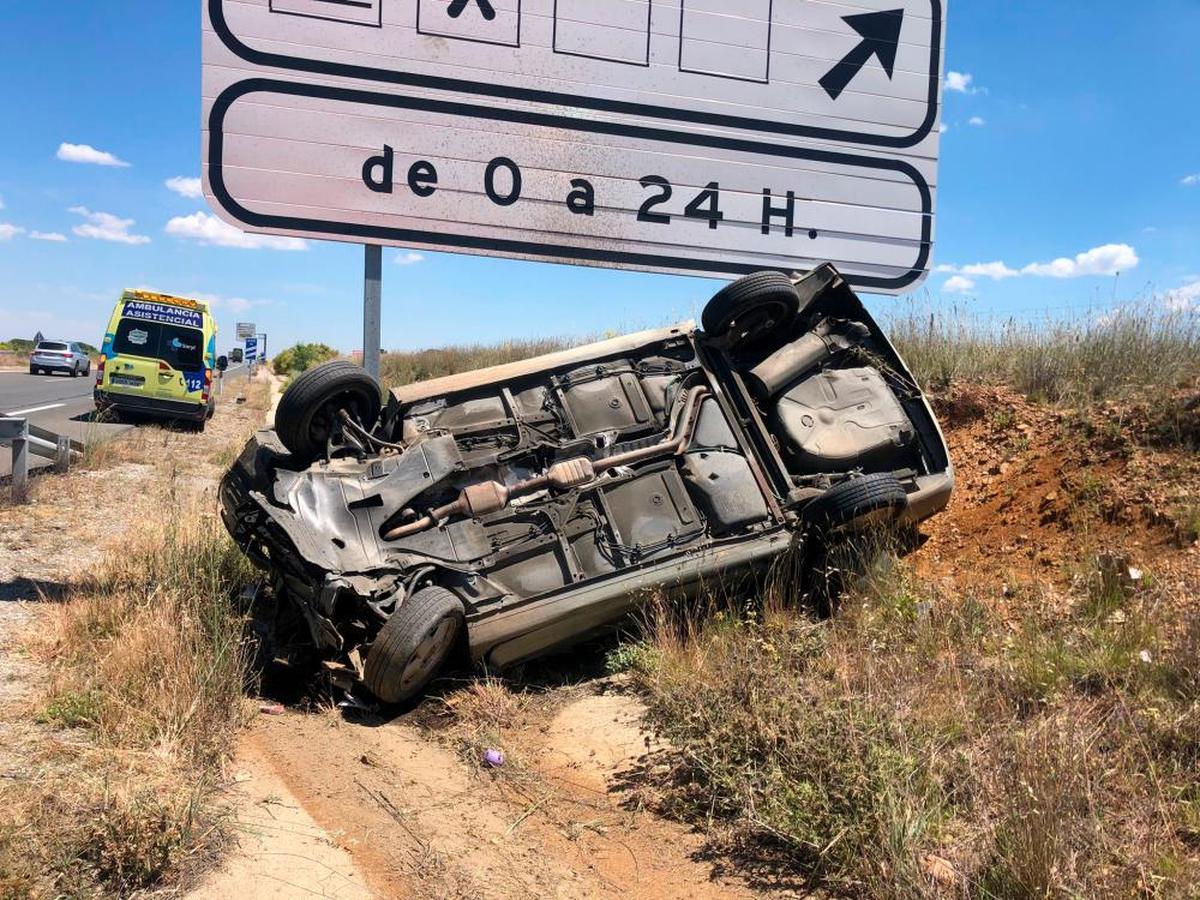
(273, 342, 339, 375)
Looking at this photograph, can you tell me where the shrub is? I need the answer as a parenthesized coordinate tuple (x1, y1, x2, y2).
(272, 342, 339, 376)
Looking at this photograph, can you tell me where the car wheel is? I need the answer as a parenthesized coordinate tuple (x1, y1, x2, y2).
(275, 361, 382, 462)
(802, 473, 909, 534)
(29, 366, 37, 376)
(69, 365, 78, 377)
(702, 271, 801, 352)
(84, 363, 91, 376)
(364, 586, 464, 705)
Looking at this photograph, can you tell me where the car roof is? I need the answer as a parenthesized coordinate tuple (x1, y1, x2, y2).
(390, 321, 697, 406)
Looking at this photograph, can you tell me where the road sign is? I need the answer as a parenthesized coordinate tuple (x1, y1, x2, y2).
(236, 322, 257, 340)
(203, 0, 945, 292)
(245, 337, 260, 361)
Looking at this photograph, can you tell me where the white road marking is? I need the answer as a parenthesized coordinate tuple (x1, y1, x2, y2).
(3, 403, 66, 416)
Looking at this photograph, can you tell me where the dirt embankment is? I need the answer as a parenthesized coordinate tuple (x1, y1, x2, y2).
(917, 384, 1199, 605)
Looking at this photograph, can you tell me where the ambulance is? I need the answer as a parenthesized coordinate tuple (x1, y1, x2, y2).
(95, 290, 221, 429)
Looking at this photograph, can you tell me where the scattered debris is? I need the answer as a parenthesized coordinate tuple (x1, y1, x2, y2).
(259, 702, 286, 716)
(482, 748, 505, 768)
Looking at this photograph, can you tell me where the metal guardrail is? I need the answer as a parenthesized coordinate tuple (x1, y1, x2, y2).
(1, 417, 79, 503)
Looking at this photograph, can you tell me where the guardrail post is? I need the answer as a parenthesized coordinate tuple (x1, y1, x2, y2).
(11, 423, 29, 503)
(56, 435, 71, 474)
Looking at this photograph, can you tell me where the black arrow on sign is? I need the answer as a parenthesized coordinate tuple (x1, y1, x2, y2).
(818, 9, 905, 101)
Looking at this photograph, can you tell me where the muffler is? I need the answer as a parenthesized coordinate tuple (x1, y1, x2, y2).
(743, 318, 870, 399)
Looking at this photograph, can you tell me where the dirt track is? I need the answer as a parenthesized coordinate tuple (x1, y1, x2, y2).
(200, 685, 755, 899)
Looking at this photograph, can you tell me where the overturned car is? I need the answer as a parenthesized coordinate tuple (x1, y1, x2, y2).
(220, 266, 953, 703)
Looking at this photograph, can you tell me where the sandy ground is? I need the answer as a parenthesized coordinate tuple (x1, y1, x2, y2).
(196, 685, 757, 900)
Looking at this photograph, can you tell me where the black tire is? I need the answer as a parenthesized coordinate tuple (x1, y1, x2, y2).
(702, 271, 801, 352)
(29, 366, 37, 376)
(275, 361, 382, 462)
(84, 363, 91, 377)
(802, 473, 909, 533)
(364, 586, 464, 704)
(69, 365, 78, 378)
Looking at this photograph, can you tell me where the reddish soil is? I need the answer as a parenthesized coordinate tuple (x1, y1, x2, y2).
(915, 385, 1200, 602)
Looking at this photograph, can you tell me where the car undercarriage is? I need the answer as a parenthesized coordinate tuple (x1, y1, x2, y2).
(220, 265, 953, 703)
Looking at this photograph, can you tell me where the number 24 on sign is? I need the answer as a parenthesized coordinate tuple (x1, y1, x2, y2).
(362, 145, 818, 238)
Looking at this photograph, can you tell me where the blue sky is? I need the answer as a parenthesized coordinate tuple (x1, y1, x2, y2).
(1, 1, 1197, 353)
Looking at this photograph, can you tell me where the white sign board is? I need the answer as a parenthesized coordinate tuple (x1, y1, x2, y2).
(203, 0, 944, 292)
(236, 321, 257, 340)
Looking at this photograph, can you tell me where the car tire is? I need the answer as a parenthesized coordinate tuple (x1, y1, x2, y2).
(84, 363, 91, 376)
(802, 473, 909, 534)
(29, 366, 37, 376)
(69, 365, 78, 377)
(275, 361, 382, 462)
(364, 586, 464, 704)
(702, 271, 801, 352)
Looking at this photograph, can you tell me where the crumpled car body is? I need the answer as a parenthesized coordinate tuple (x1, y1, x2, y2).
(219, 268, 953, 693)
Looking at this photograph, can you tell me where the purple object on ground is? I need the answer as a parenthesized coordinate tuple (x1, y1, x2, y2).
(483, 748, 505, 768)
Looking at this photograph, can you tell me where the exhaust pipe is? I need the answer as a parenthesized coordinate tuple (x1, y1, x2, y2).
(384, 386, 710, 541)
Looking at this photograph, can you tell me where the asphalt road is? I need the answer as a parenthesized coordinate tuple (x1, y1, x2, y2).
(0, 364, 249, 477)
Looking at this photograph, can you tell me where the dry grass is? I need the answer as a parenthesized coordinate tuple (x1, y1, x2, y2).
(379, 337, 582, 390)
(620, 541, 1200, 897)
(885, 299, 1200, 405)
(0, 382, 271, 897)
(0, 493, 255, 896)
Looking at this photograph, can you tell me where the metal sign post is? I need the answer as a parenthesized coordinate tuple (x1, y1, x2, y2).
(202, 0, 946, 293)
(363, 245, 382, 378)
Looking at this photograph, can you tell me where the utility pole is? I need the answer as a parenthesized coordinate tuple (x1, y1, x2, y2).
(363, 244, 382, 378)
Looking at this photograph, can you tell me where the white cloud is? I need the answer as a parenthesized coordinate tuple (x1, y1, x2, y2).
(961, 261, 1019, 280)
(938, 123, 949, 134)
(1182, 174, 1200, 187)
(968, 116, 986, 127)
(56, 142, 130, 168)
(30, 231, 68, 242)
(69, 206, 150, 245)
(945, 71, 981, 94)
(0, 223, 25, 241)
(1165, 281, 1200, 312)
(943, 276, 976, 294)
(165, 176, 203, 199)
(165, 211, 307, 251)
(395, 251, 424, 266)
(938, 244, 1140, 283)
(1021, 243, 1138, 278)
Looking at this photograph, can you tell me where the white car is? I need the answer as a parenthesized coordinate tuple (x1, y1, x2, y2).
(29, 341, 91, 377)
